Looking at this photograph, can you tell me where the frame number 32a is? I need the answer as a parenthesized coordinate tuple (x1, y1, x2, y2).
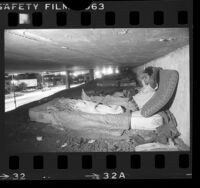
(103, 172, 126, 179)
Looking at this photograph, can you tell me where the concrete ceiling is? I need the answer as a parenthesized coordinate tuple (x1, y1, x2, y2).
(5, 28, 189, 73)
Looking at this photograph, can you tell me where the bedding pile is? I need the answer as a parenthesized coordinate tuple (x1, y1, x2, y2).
(27, 67, 183, 151)
(28, 90, 180, 150)
(96, 74, 136, 87)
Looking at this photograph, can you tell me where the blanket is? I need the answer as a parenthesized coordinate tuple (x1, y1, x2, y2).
(156, 110, 180, 144)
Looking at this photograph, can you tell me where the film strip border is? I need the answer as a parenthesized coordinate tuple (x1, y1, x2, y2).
(0, 1, 192, 28)
(6, 10, 189, 27)
(0, 0, 193, 180)
(0, 152, 191, 180)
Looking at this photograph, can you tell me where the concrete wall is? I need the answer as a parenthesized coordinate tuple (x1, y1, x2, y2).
(133, 45, 190, 146)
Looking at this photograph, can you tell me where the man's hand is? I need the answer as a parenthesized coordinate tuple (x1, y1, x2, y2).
(128, 98, 139, 111)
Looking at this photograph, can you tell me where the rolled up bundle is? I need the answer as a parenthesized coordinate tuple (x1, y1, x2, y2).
(135, 142, 177, 151)
(131, 111, 163, 130)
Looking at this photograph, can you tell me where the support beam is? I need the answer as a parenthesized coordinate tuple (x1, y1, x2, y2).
(65, 70, 70, 89)
(89, 69, 94, 81)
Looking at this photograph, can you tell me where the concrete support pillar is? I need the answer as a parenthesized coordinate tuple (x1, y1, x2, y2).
(89, 69, 94, 81)
(84, 74, 88, 83)
(65, 70, 70, 89)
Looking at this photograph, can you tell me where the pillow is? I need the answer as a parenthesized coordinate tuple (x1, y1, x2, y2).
(141, 69, 179, 117)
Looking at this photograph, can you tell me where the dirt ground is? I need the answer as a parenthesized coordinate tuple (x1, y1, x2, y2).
(3, 80, 187, 152)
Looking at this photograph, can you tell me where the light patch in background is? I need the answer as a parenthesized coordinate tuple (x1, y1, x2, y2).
(19, 13, 31, 24)
(94, 67, 119, 79)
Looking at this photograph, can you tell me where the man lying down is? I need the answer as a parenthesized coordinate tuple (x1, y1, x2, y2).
(78, 66, 162, 131)
(29, 66, 181, 149)
(30, 67, 163, 131)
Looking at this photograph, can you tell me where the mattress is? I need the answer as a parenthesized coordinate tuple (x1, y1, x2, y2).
(29, 98, 131, 130)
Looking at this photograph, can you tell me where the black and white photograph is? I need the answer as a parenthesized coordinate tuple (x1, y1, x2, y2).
(4, 28, 190, 152)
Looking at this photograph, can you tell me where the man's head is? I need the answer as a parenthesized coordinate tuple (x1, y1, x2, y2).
(143, 67, 154, 85)
(139, 66, 159, 89)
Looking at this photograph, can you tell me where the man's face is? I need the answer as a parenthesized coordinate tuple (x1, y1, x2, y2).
(143, 73, 151, 85)
(139, 73, 150, 86)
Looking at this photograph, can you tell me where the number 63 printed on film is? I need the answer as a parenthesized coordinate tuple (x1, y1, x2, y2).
(85, 3, 105, 11)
